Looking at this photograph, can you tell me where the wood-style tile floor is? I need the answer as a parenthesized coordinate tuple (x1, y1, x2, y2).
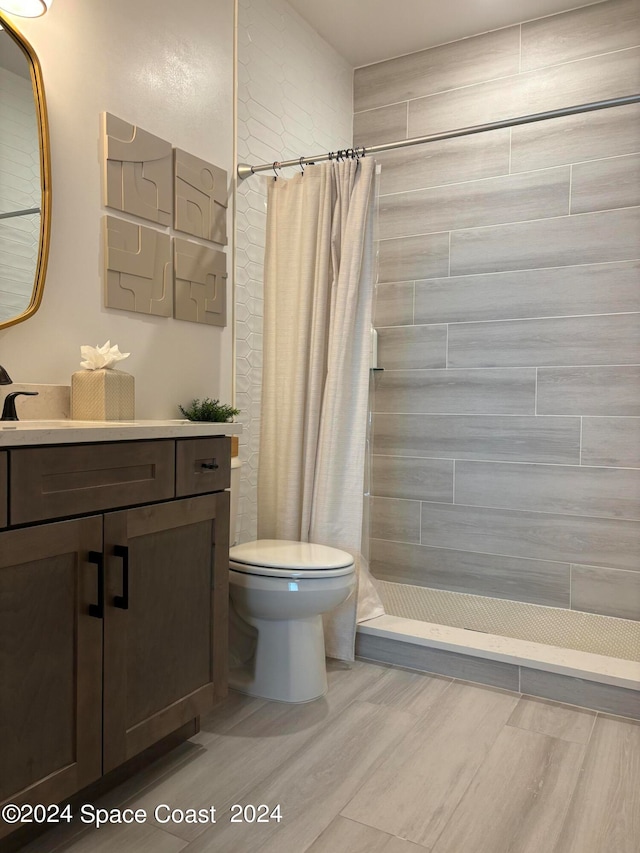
(21, 659, 640, 853)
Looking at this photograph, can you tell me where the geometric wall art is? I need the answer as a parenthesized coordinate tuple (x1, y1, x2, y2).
(173, 237, 227, 326)
(104, 215, 172, 317)
(174, 148, 228, 245)
(103, 112, 172, 226)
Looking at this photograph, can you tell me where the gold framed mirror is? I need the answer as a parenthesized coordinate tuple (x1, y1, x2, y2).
(0, 11, 50, 330)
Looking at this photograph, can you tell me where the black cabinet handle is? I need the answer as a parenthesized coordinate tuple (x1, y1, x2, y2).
(201, 460, 219, 471)
(88, 551, 104, 619)
(113, 544, 129, 610)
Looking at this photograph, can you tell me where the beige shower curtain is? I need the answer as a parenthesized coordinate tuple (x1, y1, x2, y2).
(258, 157, 384, 660)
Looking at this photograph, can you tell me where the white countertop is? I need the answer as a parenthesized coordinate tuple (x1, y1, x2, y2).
(0, 419, 242, 447)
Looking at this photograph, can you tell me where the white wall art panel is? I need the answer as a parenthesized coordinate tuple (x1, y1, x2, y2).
(174, 237, 226, 326)
(174, 148, 228, 244)
(103, 112, 172, 226)
(104, 215, 172, 317)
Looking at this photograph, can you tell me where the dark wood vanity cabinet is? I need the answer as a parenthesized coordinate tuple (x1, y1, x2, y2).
(0, 436, 230, 840)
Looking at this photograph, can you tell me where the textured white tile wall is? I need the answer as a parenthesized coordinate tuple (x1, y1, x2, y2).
(235, 0, 353, 543)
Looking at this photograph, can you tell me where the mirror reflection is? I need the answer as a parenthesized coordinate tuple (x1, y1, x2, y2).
(0, 14, 49, 329)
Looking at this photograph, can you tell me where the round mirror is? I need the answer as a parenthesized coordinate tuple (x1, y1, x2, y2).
(0, 11, 50, 329)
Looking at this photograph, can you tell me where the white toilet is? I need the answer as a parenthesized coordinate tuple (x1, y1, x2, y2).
(228, 460, 356, 703)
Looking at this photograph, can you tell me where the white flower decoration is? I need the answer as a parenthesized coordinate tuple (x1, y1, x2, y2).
(80, 341, 130, 371)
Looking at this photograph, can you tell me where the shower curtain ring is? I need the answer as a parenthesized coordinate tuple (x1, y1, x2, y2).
(272, 161, 281, 180)
(299, 156, 305, 174)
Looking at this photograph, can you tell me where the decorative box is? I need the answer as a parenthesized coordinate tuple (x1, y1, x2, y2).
(71, 369, 135, 421)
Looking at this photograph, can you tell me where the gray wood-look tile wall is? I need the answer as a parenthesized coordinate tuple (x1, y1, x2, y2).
(357, 0, 640, 621)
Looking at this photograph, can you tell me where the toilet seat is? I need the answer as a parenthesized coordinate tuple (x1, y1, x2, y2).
(230, 539, 355, 579)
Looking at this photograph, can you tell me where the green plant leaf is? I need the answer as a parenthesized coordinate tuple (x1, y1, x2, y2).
(178, 397, 240, 422)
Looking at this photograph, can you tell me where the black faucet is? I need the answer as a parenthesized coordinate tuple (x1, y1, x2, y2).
(0, 366, 39, 421)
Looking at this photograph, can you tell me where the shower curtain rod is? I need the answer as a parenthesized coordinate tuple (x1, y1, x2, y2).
(237, 94, 640, 180)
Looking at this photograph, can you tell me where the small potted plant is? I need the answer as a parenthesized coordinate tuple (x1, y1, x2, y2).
(179, 397, 240, 422)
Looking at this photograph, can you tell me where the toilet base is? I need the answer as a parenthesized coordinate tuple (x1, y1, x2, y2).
(229, 613, 328, 703)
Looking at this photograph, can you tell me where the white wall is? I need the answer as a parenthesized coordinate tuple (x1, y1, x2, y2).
(235, 0, 353, 542)
(0, 0, 235, 418)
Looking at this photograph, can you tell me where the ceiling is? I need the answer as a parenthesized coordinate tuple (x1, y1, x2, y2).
(286, 0, 602, 67)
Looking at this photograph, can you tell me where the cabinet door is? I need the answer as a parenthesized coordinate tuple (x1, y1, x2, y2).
(0, 518, 103, 837)
(103, 493, 229, 772)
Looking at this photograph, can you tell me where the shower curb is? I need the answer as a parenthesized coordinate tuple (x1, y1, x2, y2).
(356, 615, 640, 720)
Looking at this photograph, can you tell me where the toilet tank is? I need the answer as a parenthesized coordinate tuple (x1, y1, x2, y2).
(229, 455, 241, 546)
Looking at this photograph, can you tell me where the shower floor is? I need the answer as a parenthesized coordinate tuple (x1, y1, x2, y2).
(376, 581, 640, 662)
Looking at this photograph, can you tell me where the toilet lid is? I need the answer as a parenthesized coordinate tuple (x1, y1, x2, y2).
(229, 539, 355, 579)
